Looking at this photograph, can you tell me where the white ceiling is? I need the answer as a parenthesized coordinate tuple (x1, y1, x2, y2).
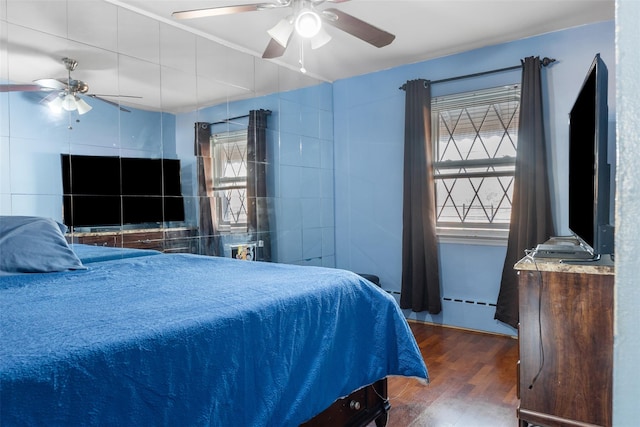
(112, 0, 614, 82)
(1, 0, 614, 113)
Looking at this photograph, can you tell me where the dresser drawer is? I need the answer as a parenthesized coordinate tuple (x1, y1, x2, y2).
(68, 228, 197, 253)
(121, 231, 164, 251)
(71, 234, 122, 247)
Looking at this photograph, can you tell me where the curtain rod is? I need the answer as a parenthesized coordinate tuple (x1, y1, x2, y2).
(210, 114, 250, 126)
(399, 57, 556, 90)
(209, 109, 272, 126)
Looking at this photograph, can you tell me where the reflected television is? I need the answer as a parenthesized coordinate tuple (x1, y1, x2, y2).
(61, 154, 185, 229)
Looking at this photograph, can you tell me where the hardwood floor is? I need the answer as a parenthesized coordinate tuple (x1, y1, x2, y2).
(375, 321, 519, 427)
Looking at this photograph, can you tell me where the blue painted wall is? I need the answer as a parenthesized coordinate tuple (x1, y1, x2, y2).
(332, 20, 615, 335)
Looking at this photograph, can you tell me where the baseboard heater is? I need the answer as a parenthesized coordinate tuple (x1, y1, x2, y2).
(443, 297, 497, 307)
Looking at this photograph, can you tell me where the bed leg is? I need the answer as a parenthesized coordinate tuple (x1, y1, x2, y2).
(374, 412, 389, 427)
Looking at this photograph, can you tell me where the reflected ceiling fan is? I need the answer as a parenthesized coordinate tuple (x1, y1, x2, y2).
(172, 0, 395, 60)
(0, 57, 140, 114)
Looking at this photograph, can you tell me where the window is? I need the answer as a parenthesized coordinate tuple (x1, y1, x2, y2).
(432, 85, 520, 240)
(211, 131, 248, 230)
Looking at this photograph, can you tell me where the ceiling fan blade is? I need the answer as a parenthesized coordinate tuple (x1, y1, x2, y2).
(86, 94, 132, 113)
(0, 84, 50, 92)
(40, 92, 61, 103)
(322, 8, 395, 48)
(172, 3, 266, 20)
(33, 78, 68, 90)
(262, 37, 289, 59)
(89, 94, 142, 99)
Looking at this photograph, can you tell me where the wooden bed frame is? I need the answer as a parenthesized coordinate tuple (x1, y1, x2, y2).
(302, 378, 389, 427)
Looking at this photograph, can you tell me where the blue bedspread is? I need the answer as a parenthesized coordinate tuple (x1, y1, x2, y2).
(0, 252, 428, 426)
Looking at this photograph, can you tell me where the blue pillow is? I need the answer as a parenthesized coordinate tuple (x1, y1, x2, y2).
(0, 216, 86, 274)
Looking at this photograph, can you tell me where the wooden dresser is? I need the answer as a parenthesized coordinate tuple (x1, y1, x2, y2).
(67, 227, 198, 254)
(515, 255, 614, 427)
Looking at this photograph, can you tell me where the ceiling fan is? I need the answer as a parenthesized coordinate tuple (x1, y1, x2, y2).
(171, 0, 395, 60)
(0, 57, 140, 114)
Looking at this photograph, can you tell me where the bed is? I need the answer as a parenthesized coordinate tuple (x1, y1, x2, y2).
(0, 216, 428, 426)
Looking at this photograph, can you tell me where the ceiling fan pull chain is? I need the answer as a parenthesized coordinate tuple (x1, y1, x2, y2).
(299, 40, 307, 73)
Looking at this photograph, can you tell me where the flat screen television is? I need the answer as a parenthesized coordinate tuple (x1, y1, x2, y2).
(61, 154, 185, 229)
(568, 53, 614, 258)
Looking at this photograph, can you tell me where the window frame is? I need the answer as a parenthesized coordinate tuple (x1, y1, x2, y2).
(431, 84, 521, 244)
(210, 130, 249, 232)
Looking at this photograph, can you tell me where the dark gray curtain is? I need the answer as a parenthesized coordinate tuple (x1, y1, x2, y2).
(195, 122, 219, 256)
(495, 56, 555, 327)
(247, 109, 272, 262)
(400, 79, 442, 314)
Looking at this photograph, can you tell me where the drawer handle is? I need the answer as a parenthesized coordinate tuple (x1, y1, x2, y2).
(349, 400, 361, 411)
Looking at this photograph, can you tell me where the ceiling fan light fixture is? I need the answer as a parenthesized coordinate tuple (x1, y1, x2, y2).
(268, 17, 294, 47)
(311, 26, 331, 49)
(48, 95, 63, 113)
(61, 93, 77, 112)
(75, 97, 92, 115)
(295, 9, 321, 38)
(53, 93, 92, 114)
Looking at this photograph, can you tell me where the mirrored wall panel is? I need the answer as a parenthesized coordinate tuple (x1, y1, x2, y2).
(0, 0, 335, 267)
